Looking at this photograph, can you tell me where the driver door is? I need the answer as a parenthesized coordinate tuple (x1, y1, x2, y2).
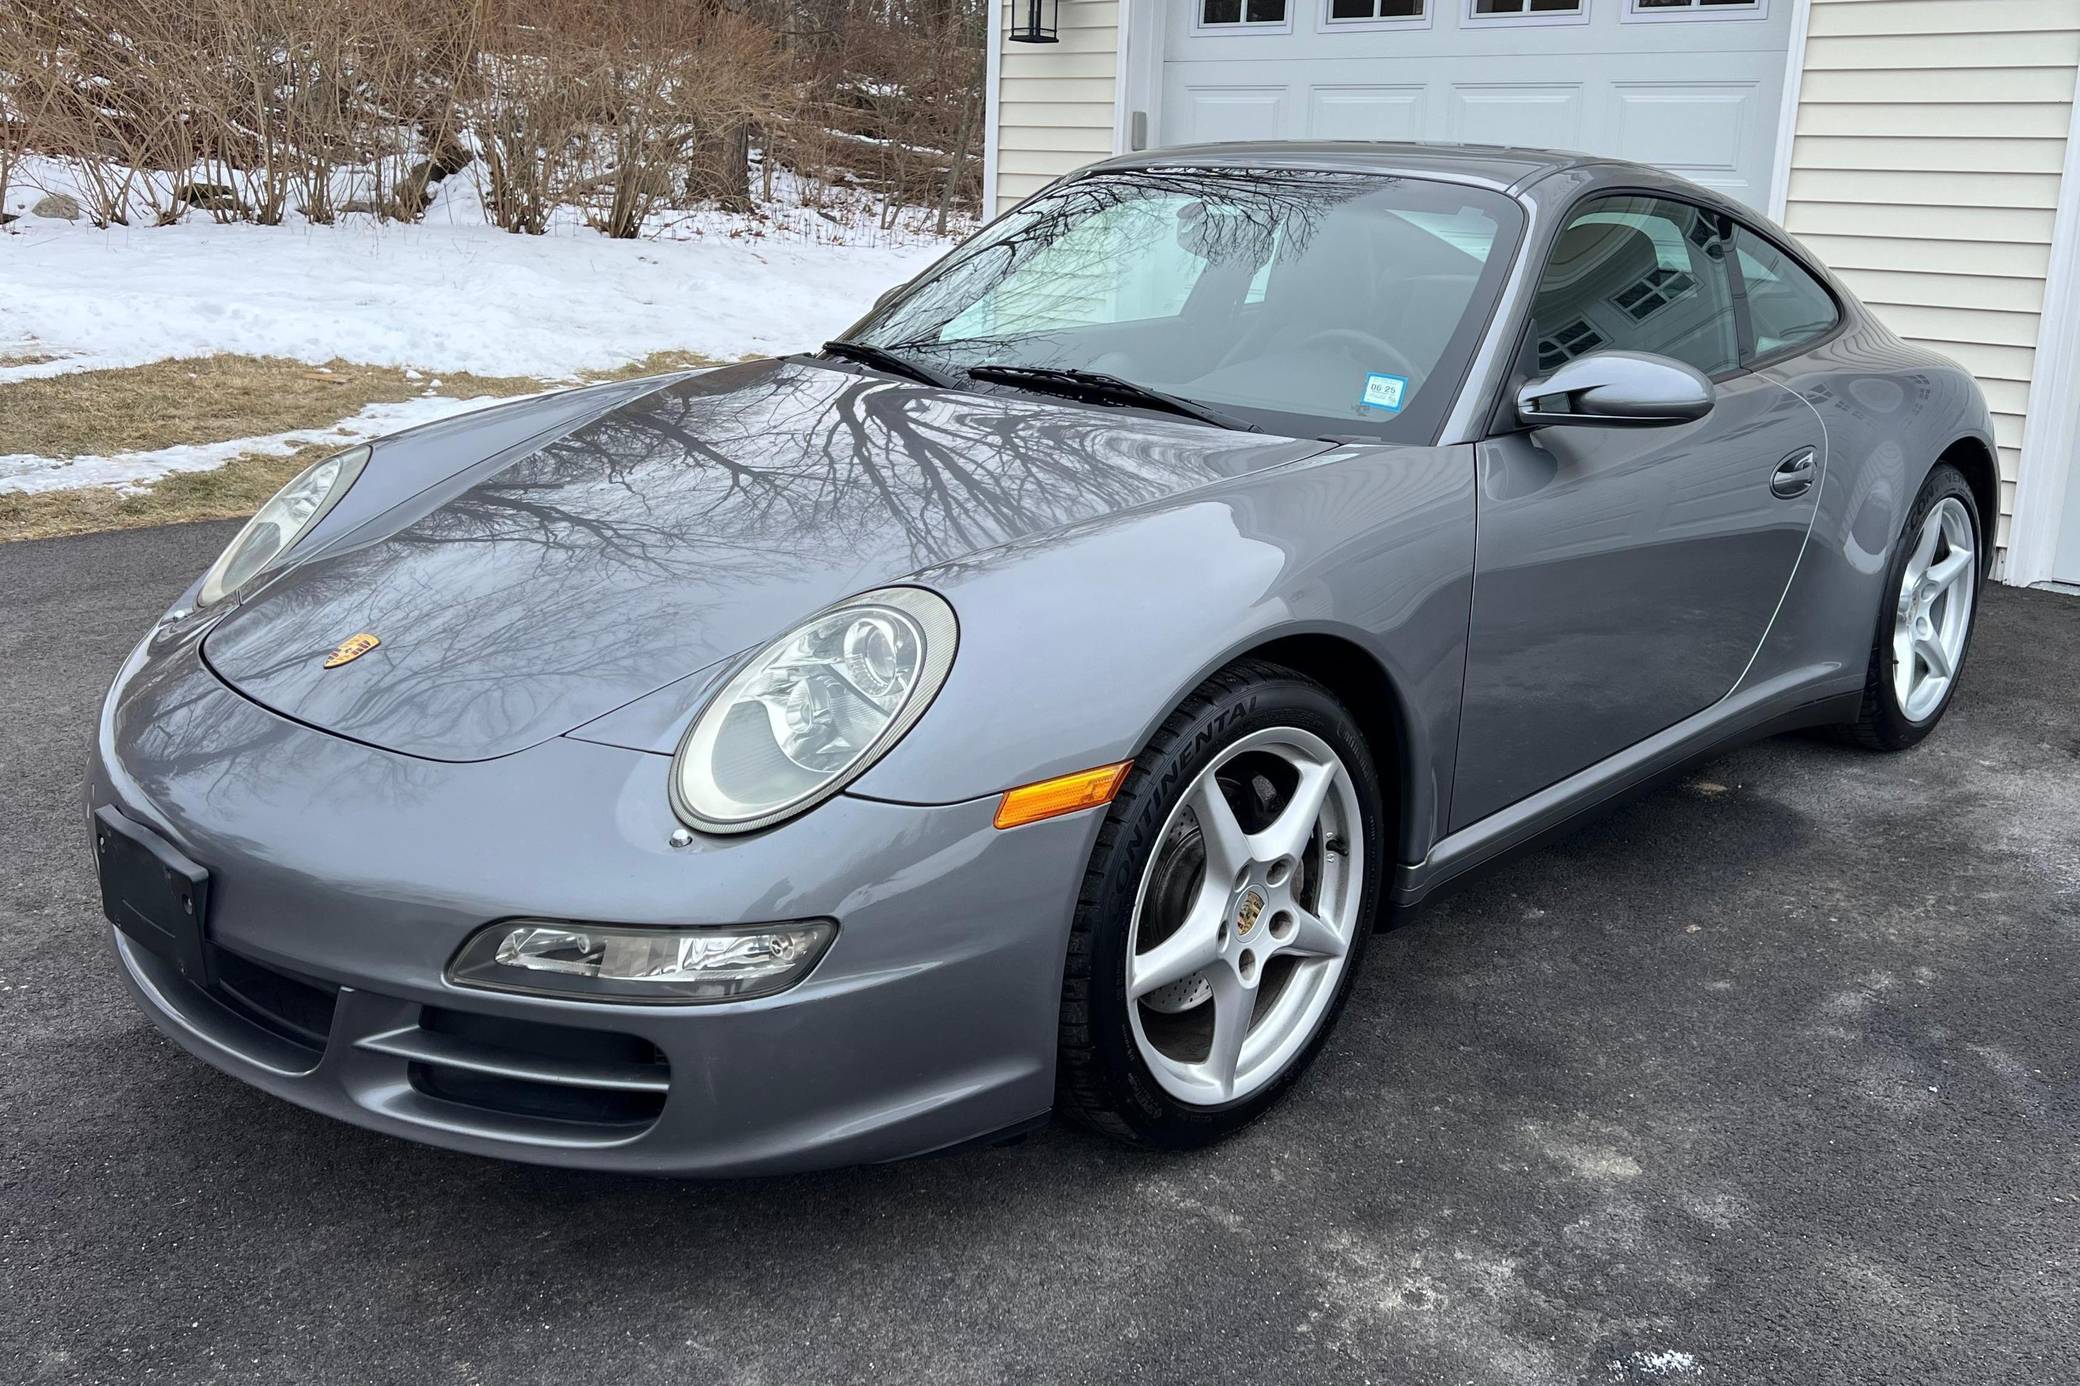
(1449, 194, 1824, 830)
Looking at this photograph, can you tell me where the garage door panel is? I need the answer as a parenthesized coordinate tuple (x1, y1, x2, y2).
(1174, 84, 1290, 143)
(1156, 6, 1792, 213)
(1307, 85, 1427, 142)
(1609, 85, 1756, 166)
(1447, 84, 1585, 148)
(1608, 83, 1756, 183)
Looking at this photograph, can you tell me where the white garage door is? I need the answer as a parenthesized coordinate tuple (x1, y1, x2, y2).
(1158, 0, 1794, 209)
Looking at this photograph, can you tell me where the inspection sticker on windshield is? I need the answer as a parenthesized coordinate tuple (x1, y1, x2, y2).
(1360, 373, 1409, 413)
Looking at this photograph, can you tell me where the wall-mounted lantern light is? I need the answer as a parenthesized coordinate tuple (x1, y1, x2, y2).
(1008, 0, 1059, 43)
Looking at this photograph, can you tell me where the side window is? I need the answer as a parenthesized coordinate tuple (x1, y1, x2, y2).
(1530, 195, 1740, 378)
(1733, 227, 1840, 360)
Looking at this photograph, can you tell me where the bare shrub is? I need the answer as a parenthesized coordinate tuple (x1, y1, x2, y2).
(774, 0, 983, 231)
(470, 0, 787, 239)
(5, 0, 986, 234)
(349, 0, 479, 221)
(12, 1, 197, 225)
(586, 3, 787, 237)
(0, 2, 48, 214)
(8, 0, 478, 226)
(184, 0, 475, 225)
(467, 0, 589, 234)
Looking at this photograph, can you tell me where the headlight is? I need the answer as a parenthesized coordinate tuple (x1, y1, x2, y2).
(196, 444, 369, 607)
(671, 586, 958, 833)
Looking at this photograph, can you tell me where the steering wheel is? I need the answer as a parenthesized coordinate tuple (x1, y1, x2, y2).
(1309, 328, 1420, 386)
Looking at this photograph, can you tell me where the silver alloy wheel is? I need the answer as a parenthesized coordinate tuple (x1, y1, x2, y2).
(1892, 496, 1976, 723)
(1124, 726, 1363, 1107)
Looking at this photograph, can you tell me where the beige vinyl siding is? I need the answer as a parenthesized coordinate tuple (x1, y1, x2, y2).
(1783, 0, 2080, 558)
(994, 1, 1119, 213)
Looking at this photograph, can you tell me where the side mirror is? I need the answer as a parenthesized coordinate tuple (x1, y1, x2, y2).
(1515, 350, 1715, 429)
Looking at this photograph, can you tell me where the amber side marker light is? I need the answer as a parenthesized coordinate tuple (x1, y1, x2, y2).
(993, 761, 1133, 830)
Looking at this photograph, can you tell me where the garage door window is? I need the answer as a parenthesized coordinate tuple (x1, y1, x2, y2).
(1531, 195, 1740, 378)
(1466, 0, 1588, 26)
(1628, 0, 1764, 19)
(1200, 0, 1290, 27)
(1326, 0, 1425, 22)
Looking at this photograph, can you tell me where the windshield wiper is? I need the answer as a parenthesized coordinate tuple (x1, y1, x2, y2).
(820, 339, 958, 389)
(967, 365, 1262, 434)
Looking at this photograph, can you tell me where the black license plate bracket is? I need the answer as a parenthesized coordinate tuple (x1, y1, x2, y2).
(94, 805, 211, 983)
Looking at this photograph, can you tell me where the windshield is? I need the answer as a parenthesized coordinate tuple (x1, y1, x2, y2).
(846, 168, 1523, 442)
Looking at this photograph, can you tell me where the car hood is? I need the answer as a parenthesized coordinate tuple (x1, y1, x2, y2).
(202, 359, 1329, 761)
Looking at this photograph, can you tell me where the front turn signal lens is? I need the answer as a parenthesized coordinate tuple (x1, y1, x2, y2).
(448, 919, 835, 1004)
(994, 761, 1132, 830)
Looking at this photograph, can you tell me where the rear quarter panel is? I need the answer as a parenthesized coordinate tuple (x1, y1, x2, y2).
(1738, 311, 1996, 696)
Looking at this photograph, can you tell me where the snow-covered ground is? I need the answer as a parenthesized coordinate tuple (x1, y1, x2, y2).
(1, 158, 963, 494)
(1, 161, 955, 382)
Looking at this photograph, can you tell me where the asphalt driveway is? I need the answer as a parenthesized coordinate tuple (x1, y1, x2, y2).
(3, 521, 2075, 1385)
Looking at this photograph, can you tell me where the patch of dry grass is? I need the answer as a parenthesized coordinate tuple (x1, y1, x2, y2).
(0, 350, 721, 543)
(8, 355, 533, 460)
(581, 350, 724, 382)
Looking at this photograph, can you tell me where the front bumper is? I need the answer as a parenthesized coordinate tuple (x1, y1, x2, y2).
(90, 624, 1094, 1175)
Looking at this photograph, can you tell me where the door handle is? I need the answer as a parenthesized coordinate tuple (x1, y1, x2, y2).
(1771, 448, 1818, 499)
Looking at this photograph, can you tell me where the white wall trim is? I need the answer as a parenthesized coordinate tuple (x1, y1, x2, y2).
(2003, 63, 2080, 587)
(983, 0, 1004, 215)
(1106, 0, 1156, 152)
(1763, 0, 1811, 224)
(1112, 0, 1135, 154)
(1114, 0, 1163, 154)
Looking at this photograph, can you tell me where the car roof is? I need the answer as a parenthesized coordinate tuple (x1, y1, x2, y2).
(1087, 140, 1607, 194)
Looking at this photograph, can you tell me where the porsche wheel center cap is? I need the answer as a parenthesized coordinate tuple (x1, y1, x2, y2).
(1233, 886, 1266, 937)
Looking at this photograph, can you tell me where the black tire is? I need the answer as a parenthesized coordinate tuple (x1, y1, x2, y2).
(1055, 659, 1386, 1149)
(1846, 461, 1982, 751)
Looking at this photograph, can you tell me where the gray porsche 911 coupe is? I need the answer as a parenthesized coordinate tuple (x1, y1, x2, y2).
(91, 143, 1994, 1174)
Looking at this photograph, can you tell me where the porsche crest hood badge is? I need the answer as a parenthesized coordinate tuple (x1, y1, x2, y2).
(323, 633, 381, 668)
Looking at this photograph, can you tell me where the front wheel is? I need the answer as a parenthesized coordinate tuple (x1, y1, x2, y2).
(1055, 661, 1385, 1149)
(1848, 462, 1982, 750)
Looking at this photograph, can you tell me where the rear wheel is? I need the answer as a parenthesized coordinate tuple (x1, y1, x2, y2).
(1056, 661, 1384, 1149)
(1848, 462, 1981, 750)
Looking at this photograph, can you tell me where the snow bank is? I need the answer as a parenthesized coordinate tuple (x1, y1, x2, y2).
(0, 216, 946, 381)
(0, 158, 964, 494)
(0, 159, 957, 381)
